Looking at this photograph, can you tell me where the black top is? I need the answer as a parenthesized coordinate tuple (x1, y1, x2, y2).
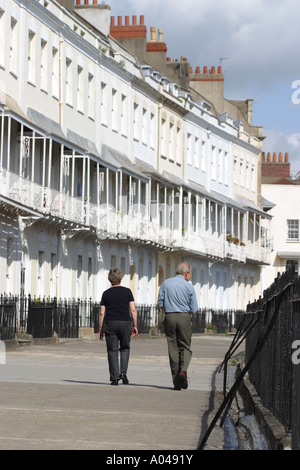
(100, 286, 134, 321)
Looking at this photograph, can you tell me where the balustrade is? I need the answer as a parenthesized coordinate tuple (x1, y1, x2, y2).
(0, 168, 271, 263)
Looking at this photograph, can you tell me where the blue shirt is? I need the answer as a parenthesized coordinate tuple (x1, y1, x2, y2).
(157, 275, 198, 313)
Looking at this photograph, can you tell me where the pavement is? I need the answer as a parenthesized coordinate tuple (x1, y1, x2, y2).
(0, 333, 242, 455)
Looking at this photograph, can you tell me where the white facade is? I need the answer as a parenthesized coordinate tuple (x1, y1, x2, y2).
(262, 183, 300, 290)
(0, 0, 272, 318)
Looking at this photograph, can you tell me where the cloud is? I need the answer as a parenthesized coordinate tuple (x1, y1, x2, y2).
(287, 133, 300, 150)
(110, 0, 300, 94)
(109, 0, 300, 171)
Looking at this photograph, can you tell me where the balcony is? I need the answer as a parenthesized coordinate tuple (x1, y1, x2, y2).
(0, 168, 272, 264)
(225, 240, 246, 263)
(245, 243, 271, 265)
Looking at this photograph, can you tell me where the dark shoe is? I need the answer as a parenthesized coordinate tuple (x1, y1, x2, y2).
(173, 385, 181, 390)
(120, 372, 129, 384)
(178, 370, 188, 389)
(111, 379, 119, 385)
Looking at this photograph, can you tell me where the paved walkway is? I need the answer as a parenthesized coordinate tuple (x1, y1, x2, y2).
(0, 334, 241, 453)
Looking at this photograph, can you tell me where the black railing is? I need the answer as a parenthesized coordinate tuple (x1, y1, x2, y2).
(0, 295, 18, 340)
(245, 269, 299, 448)
(0, 293, 244, 340)
(199, 268, 300, 450)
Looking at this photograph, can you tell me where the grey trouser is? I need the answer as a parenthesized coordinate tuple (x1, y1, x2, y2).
(104, 321, 132, 381)
(163, 313, 193, 383)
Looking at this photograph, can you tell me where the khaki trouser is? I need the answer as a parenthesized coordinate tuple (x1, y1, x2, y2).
(163, 313, 193, 384)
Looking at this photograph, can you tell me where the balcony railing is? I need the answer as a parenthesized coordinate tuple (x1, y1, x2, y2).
(0, 168, 271, 263)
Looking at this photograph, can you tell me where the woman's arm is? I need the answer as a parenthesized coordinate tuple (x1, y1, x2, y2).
(98, 305, 106, 340)
(129, 301, 138, 337)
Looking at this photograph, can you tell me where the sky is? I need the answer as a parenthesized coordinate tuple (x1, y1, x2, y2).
(108, 0, 300, 175)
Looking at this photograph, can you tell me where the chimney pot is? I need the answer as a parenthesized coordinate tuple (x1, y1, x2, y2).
(125, 16, 129, 25)
(140, 15, 144, 25)
(132, 15, 137, 25)
(203, 66, 208, 74)
(111, 16, 115, 26)
(196, 66, 200, 74)
(150, 26, 156, 42)
(267, 152, 271, 162)
(210, 66, 215, 74)
(285, 152, 289, 162)
(262, 152, 265, 161)
(158, 29, 163, 42)
(118, 16, 122, 26)
(279, 152, 283, 162)
(217, 66, 222, 74)
(273, 152, 277, 162)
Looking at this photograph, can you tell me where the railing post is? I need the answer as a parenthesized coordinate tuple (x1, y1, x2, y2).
(291, 299, 300, 449)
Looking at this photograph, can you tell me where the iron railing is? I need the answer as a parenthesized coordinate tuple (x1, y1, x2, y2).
(0, 293, 244, 340)
(0, 295, 18, 340)
(199, 268, 300, 450)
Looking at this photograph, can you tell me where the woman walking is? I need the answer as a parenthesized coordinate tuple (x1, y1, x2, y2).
(99, 268, 138, 385)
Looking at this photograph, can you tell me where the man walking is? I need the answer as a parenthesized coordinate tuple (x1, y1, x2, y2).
(157, 262, 198, 390)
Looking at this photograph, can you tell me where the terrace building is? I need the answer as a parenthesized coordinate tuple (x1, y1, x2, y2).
(261, 152, 300, 290)
(0, 0, 272, 324)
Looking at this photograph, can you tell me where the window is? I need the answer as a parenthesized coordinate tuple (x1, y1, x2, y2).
(169, 121, 174, 161)
(87, 73, 95, 119)
(66, 58, 73, 105)
(186, 133, 192, 165)
(50, 253, 57, 298)
(240, 158, 244, 186)
(287, 220, 299, 241)
(233, 156, 238, 183)
(142, 106, 147, 144)
(217, 148, 222, 182)
(52, 47, 59, 98)
(40, 38, 47, 91)
(0, 9, 5, 68)
(27, 29, 36, 83)
(77, 255, 83, 297)
(101, 82, 107, 125)
(161, 117, 166, 157)
(175, 125, 181, 165)
(77, 65, 84, 112)
(10, 17, 18, 76)
(211, 145, 216, 180)
(150, 112, 155, 149)
(286, 260, 299, 274)
(6, 237, 14, 277)
(251, 164, 256, 191)
(121, 94, 127, 135)
(194, 136, 199, 168)
(121, 257, 126, 274)
(224, 151, 229, 185)
(201, 139, 206, 171)
(38, 250, 45, 295)
(112, 88, 117, 131)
